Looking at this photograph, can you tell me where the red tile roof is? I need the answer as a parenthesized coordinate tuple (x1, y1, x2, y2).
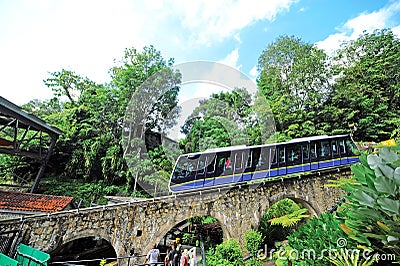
(0, 191, 74, 213)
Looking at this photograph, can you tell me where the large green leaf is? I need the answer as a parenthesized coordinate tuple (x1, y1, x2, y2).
(348, 190, 377, 208)
(380, 147, 399, 163)
(394, 167, 400, 186)
(367, 154, 395, 178)
(374, 175, 397, 195)
(376, 198, 400, 216)
(352, 207, 382, 220)
(378, 163, 394, 178)
(351, 164, 367, 184)
(367, 154, 381, 170)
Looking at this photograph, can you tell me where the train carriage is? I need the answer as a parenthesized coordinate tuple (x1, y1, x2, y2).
(169, 134, 359, 193)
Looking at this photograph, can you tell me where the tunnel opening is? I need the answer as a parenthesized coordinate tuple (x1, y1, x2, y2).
(158, 216, 224, 266)
(50, 236, 116, 266)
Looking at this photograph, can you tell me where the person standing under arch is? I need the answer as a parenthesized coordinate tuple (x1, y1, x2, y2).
(144, 243, 160, 266)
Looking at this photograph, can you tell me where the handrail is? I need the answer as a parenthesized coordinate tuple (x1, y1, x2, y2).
(0, 165, 351, 224)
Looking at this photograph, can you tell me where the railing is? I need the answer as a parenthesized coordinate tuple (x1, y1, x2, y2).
(0, 165, 351, 225)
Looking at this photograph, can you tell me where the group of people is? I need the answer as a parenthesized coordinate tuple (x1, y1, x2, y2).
(144, 238, 195, 266)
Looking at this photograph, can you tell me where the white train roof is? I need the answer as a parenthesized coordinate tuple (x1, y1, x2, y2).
(181, 134, 350, 157)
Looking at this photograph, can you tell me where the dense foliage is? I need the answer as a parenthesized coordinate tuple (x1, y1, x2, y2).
(206, 230, 264, 266)
(257, 29, 400, 142)
(325, 29, 400, 141)
(259, 198, 308, 246)
(285, 213, 357, 266)
(335, 145, 400, 263)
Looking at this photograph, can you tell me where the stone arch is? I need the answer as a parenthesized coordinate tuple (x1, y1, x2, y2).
(254, 191, 320, 233)
(60, 230, 113, 248)
(49, 233, 117, 264)
(143, 213, 228, 254)
(268, 191, 321, 215)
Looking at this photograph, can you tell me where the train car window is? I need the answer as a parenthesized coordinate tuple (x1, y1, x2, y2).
(302, 144, 309, 160)
(218, 157, 226, 172)
(206, 154, 216, 174)
(251, 148, 261, 168)
(216, 152, 231, 174)
(235, 151, 243, 170)
(246, 151, 252, 168)
(320, 141, 331, 157)
(310, 143, 318, 159)
(197, 156, 206, 174)
(271, 147, 277, 164)
(288, 145, 301, 163)
(279, 147, 286, 163)
(258, 147, 271, 168)
(332, 140, 339, 155)
(339, 139, 346, 155)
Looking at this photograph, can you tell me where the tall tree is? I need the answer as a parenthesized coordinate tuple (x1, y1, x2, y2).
(257, 35, 331, 139)
(180, 88, 253, 153)
(38, 45, 180, 195)
(325, 29, 400, 141)
(114, 46, 181, 194)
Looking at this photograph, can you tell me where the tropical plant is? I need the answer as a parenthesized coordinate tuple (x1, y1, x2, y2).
(259, 198, 308, 245)
(334, 145, 400, 263)
(286, 212, 357, 266)
(328, 248, 375, 266)
(206, 238, 244, 266)
(244, 229, 264, 258)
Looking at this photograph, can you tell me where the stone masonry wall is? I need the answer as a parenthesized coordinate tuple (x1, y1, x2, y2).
(0, 168, 352, 265)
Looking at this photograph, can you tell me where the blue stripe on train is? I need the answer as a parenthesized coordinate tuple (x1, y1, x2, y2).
(170, 157, 359, 192)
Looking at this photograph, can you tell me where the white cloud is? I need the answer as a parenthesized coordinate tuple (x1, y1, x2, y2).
(0, 0, 297, 105)
(174, 0, 296, 46)
(249, 65, 258, 80)
(219, 48, 242, 70)
(316, 1, 400, 55)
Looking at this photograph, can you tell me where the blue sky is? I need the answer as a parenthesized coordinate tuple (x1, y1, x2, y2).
(1, 0, 400, 106)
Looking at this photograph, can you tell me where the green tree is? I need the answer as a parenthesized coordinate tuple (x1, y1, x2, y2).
(27, 45, 181, 200)
(180, 88, 252, 153)
(325, 29, 400, 141)
(257, 35, 331, 139)
(180, 88, 276, 153)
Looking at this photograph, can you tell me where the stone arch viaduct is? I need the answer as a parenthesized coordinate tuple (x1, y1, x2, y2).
(0, 168, 352, 265)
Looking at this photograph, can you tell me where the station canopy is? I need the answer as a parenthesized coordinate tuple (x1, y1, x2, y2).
(0, 96, 63, 192)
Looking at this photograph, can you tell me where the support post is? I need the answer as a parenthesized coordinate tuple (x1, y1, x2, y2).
(30, 136, 57, 193)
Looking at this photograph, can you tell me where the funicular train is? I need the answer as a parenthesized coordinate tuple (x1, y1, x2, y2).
(169, 134, 360, 192)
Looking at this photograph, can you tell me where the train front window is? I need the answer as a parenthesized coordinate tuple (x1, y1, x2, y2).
(346, 139, 360, 155)
(172, 156, 197, 181)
